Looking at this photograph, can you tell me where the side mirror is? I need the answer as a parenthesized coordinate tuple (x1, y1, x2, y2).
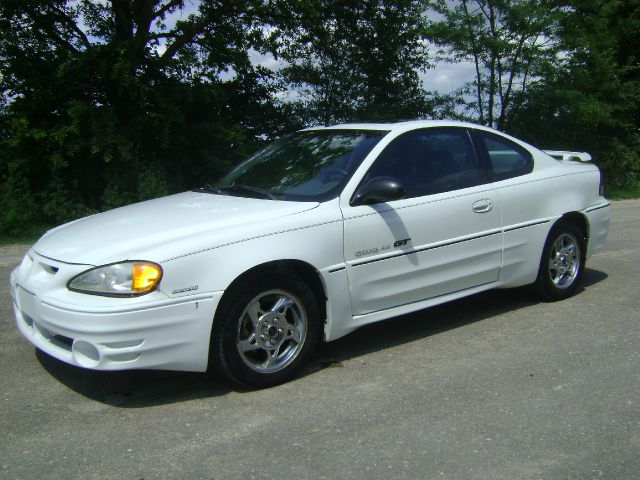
(350, 176, 407, 206)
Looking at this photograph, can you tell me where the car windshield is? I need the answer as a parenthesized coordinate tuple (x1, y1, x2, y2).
(209, 129, 388, 201)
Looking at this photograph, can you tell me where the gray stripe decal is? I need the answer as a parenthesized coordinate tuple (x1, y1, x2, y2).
(352, 230, 502, 267)
(585, 203, 610, 213)
(503, 219, 550, 233)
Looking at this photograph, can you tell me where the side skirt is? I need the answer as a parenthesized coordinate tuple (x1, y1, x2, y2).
(325, 280, 500, 342)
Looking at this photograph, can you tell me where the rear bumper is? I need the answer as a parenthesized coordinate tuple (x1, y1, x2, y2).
(11, 268, 223, 372)
(584, 202, 611, 259)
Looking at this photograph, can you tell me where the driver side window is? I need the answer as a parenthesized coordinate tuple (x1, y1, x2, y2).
(363, 128, 482, 199)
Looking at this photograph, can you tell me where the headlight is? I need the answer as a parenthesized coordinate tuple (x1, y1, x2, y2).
(68, 261, 163, 297)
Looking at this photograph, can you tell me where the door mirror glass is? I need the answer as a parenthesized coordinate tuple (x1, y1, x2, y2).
(350, 176, 406, 206)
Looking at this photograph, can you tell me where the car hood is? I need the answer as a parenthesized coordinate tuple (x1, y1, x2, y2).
(33, 191, 319, 265)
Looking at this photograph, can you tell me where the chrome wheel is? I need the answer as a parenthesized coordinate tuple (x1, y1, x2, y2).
(236, 289, 307, 374)
(548, 233, 581, 289)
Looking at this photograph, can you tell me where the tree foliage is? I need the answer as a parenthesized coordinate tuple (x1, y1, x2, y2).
(0, 0, 289, 236)
(0, 0, 638, 238)
(270, 0, 432, 125)
(508, 0, 640, 191)
(426, 0, 563, 129)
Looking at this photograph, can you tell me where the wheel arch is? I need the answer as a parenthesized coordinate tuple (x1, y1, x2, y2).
(540, 212, 589, 268)
(209, 259, 327, 386)
(217, 259, 328, 325)
(535, 212, 588, 300)
(559, 211, 589, 242)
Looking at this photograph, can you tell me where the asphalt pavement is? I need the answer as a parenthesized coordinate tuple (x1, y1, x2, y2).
(1, 200, 638, 480)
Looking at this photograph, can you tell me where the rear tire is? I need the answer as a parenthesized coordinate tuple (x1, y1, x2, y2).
(535, 220, 586, 301)
(210, 272, 321, 388)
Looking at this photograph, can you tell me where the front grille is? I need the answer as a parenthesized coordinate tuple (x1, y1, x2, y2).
(40, 263, 59, 275)
(53, 334, 73, 348)
(21, 311, 34, 327)
(33, 322, 73, 352)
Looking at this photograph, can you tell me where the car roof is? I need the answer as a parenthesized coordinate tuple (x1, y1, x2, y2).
(302, 119, 543, 150)
(302, 119, 492, 133)
(301, 119, 553, 166)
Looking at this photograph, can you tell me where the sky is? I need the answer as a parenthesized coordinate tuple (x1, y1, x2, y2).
(421, 61, 476, 93)
(246, 49, 476, 95)
(154, 1, 477, 97)
(71, 1, 478, 98)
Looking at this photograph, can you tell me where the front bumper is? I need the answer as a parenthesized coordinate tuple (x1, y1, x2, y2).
(10, 257, 223, 372)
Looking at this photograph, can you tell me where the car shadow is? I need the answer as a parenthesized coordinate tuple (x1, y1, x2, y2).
(37, 268, 607, 407)
(36, 349, 236, 407)
(308, 267, 608, 370)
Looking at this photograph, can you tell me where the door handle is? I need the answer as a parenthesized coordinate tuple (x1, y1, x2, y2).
(472, 199, 493, 213)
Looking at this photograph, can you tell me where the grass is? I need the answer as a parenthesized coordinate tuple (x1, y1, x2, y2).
(0, 224, 50, 246)
(606, 184, 640, 200)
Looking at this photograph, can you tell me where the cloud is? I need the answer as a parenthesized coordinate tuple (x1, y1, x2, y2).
(421, 61, 476, 92)
(248, 49, 287, 71)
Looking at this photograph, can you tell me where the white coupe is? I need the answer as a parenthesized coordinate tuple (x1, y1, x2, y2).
(10, 120, 611, 387)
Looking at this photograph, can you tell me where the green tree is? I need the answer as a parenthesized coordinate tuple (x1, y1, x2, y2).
(270, 0, 432, 125)
(508, 0, 640, 193)
(427, 0, 562, 129)
(0, 0, 290, 236)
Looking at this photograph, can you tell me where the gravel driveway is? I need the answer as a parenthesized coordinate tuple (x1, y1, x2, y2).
(1, 200, 638, 480)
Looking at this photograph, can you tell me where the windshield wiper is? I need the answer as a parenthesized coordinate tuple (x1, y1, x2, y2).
(218, 185, 278, 200)
(197, 184, 226, 195)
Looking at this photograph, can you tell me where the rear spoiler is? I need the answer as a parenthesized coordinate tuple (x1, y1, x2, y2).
(543, 150, 592, 162)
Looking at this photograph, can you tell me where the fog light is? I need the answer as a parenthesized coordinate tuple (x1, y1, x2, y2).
(72, 340, 101, 368)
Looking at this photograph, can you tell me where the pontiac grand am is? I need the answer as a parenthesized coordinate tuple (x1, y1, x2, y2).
(10, 120, 610, 386)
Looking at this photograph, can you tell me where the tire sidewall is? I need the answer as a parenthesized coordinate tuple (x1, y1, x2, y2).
(211, 272, 321, 387)
(537, 221, 586, 301)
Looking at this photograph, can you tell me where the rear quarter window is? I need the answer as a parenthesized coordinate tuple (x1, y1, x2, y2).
(476, 131, 533, 181)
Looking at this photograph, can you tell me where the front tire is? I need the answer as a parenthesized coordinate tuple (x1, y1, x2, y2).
(210, 272, 321, 387)
(535, 220, 586, 301)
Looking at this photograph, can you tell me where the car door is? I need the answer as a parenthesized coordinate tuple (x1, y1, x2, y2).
(341, 127, 502, 316)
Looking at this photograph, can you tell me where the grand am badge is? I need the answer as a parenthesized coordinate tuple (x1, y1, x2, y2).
(172, 285, 199, 294)
(355, 238, 411, 257)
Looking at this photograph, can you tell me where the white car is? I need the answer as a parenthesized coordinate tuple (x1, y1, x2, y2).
(10, 120, 610, 387)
